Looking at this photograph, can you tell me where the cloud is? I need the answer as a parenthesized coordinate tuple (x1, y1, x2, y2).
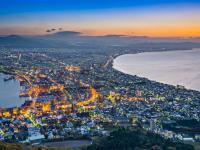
(46, 28, 56, 33)
(51, 28, 56, 31)
(46, 29, 51, 33)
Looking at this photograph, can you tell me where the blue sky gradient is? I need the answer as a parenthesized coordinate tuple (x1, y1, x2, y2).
(1, 0, 200, 14)
(0, 0, 200, 36)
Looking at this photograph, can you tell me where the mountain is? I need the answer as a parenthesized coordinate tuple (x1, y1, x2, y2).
(0, 31, 200, 48)
(0, 31, 81, 48)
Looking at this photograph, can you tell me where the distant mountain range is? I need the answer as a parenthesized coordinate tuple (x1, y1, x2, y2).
(0, 31, 200, 48)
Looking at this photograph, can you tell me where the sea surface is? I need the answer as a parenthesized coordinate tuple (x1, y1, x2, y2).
(0, 73, 25, 108)
(113, 49, 200, 91)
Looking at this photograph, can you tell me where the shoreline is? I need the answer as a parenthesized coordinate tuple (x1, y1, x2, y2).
(0, 73, 25, 109)
(0, 47, 200, 146)
(111, 48, 200, 92)
(108, 48, 198, 69)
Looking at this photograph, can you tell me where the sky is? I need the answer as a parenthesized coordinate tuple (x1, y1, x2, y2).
(0, 0, 200, 37)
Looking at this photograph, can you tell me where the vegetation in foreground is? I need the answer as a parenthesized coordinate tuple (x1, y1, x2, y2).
(0, 128, 195, 150)
(0, 142, 55, 150)
(85, 128, 194, 150)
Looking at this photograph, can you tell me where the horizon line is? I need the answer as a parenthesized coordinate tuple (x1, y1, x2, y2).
(0, 31, 200, 39)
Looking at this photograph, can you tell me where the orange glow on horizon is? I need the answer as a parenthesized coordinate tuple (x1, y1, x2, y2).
(1, 25, 200, 37)
(80, 26, 200, 37)
(1, 3, 200, 37)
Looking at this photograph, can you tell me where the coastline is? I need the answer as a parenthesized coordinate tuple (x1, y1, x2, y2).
(1, 47, 200, 147)
(111, 48, 200, 92)
(0, 73, 25, 109)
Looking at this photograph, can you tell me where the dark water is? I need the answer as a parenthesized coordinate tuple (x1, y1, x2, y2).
(0, 73, 25, 108)
(113, 49, 200, 91)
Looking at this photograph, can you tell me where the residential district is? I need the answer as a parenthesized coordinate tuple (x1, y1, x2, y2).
(0, 48, 200, 147)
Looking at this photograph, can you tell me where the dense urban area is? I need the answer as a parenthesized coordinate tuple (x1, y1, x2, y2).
(0, 34, 200, 149)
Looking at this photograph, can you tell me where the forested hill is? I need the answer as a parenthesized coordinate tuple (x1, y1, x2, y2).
(86, 128, 194, 150)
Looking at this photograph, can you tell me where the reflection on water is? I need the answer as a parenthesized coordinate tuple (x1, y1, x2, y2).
(113, 49, 200, 91)
(0, 73, 25, 108)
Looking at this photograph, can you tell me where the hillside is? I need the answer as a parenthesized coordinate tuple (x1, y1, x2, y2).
(0, 141, 53, 150)
(86, 128, 194, 150)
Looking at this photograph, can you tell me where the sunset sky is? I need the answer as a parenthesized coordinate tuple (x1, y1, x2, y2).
(0, 0, 200, 37)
